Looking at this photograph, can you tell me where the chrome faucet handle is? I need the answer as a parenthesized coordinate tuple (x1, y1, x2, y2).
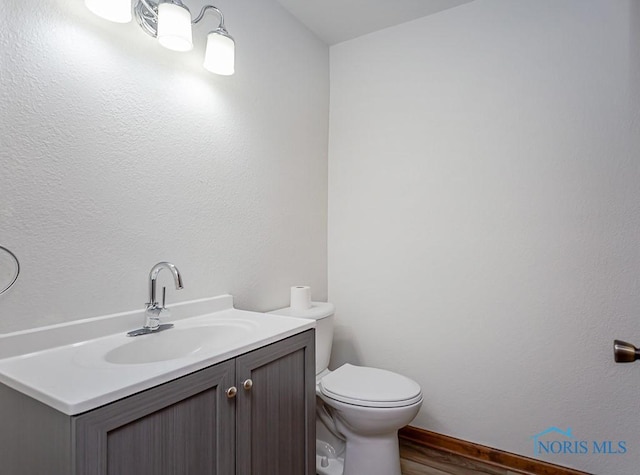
(144, 305, 162, 330)
(143, 284, 174, 330)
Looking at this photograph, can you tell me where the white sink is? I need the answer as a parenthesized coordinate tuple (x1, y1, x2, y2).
(0, 295, 315, 415)
(105, 321, 258, 365)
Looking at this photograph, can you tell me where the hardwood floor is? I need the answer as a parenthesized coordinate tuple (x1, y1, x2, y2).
(401, 440, 525, 475)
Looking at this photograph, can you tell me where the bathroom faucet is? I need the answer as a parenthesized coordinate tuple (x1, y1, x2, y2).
(127, 262, 184, 337)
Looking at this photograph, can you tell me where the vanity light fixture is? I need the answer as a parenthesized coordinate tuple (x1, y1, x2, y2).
(85, 0, 235, 75)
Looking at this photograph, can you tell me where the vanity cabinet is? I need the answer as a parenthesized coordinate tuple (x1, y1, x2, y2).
(0, 329, 315, 475)
(74, 360, 236, 475)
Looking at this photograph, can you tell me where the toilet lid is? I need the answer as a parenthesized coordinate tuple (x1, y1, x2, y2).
(319, 364, 422, 408)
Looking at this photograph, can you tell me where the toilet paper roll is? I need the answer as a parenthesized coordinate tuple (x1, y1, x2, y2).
(290, 286, 311, 310)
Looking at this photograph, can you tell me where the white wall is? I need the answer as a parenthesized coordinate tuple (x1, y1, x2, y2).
(0, 0, 329, 333)
(328, 1, 640, 473)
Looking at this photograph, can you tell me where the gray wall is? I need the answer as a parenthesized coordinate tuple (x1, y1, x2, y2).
(328, 1, 640, 473)
(0, 0, 329, 333)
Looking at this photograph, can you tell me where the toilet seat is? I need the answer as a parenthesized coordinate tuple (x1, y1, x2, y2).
(319, 364, 422, 408)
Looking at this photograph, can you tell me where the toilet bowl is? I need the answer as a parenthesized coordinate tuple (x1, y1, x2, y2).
(318, 364, 422, 475)
(270, 302, 423, 475)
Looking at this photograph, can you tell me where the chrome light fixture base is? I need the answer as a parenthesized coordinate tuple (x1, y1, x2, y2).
(134, 0, 160, 38)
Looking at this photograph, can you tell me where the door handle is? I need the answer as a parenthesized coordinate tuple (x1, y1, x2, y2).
(613, 340, 640, 363)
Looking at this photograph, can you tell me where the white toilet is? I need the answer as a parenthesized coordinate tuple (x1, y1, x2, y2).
(270, 302, 423, 475)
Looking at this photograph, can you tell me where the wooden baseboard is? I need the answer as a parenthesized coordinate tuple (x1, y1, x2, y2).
(399, 426, 591, 475)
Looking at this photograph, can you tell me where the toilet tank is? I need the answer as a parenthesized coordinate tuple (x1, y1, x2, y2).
(269, 302, 335, 375)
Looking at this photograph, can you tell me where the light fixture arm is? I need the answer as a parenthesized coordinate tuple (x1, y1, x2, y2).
(139, 0, 158, 18)
(192, 5, 225, 28)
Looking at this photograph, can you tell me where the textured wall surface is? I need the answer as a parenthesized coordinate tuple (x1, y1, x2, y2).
(0, 0, 329, 333)
(328, 1, 640, 473)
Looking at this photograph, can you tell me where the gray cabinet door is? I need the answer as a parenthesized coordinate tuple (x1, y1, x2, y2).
(235, 330, 316, 475)
(73, 360, 236, 475)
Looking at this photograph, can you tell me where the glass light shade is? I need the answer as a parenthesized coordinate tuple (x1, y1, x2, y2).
(85, 0, 132, 23)
(157, 2, 193, 52)
(203, 31, 235, 76)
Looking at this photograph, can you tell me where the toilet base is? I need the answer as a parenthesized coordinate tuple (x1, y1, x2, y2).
(315, 426, 345, 474)
(341, 430, 402, 475)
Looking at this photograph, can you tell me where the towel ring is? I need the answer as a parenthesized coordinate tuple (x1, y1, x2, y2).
(0, 246, 20, 296)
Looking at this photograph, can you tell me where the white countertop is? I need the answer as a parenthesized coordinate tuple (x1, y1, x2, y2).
(0, 295, 314, 415)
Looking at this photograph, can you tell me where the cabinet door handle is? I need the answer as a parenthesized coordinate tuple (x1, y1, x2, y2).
(243, 379, 253, 390)
(226, 386, 238, 398)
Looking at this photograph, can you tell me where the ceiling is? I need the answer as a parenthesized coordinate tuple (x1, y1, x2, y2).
(275, 0, 475, 45)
